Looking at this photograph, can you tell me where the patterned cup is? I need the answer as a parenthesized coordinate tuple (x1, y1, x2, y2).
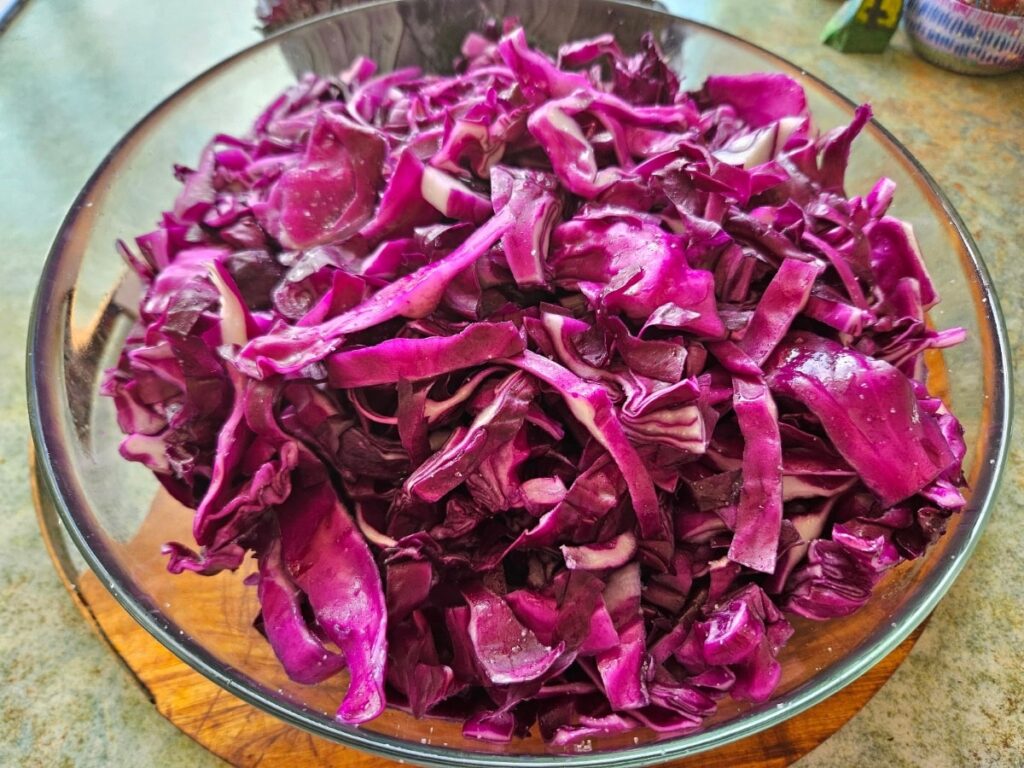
(905, 0, 1024, 74)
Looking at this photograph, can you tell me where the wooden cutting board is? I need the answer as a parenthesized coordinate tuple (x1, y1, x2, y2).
(72, 572, 924, 767)
(57, 564, 924, 768)
(34, 455, 924, 768)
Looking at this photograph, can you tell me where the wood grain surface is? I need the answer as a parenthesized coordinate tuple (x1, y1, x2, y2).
(70, 568, 923, 768)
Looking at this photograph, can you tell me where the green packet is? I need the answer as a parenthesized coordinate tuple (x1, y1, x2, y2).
(822, 0, 904, 53)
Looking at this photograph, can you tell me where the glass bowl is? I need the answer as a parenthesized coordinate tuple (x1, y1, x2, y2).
(27, 0, 1012, 765)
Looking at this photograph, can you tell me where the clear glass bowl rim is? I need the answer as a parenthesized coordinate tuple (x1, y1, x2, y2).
(26, 1, 1014, 765)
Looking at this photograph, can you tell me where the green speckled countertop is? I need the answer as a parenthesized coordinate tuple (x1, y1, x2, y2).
(0, 1, 1020, 765)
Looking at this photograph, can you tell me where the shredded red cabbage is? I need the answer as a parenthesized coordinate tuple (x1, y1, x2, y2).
(103, 23, 967, 746)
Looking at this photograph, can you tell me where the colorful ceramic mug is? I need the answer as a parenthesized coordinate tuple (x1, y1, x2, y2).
(905, 0, 1024, 74)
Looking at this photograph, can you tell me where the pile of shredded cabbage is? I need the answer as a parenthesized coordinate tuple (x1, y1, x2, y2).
(103, 23, 967, 746)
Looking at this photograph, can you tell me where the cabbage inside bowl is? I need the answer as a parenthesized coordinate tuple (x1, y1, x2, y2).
(27, 0, 1011, 765)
